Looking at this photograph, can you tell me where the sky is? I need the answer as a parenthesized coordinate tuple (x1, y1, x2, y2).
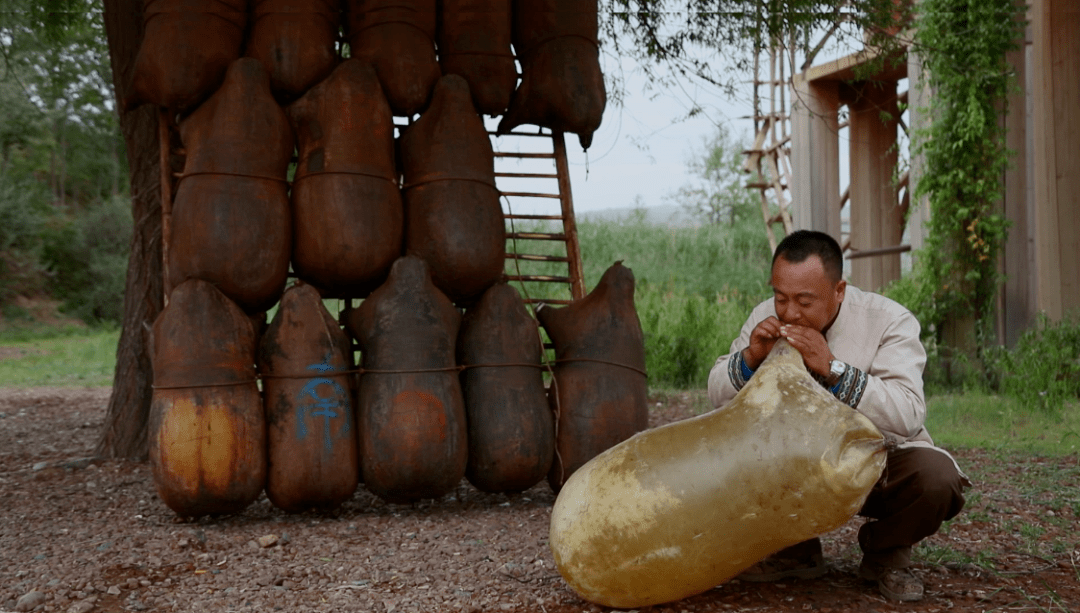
(521, 35, 890, 219)
(561, 58, 755, 214)
(483, 55, 759, 218)
(485, 32, 900, 221)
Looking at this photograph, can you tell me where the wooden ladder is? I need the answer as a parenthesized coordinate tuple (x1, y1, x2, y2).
(489, 128, 587, 309)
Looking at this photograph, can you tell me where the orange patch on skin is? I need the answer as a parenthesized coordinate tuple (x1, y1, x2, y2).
(388, 390, 448, 447)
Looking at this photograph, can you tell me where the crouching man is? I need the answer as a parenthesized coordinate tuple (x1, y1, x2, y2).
(708, 230, 969, 602)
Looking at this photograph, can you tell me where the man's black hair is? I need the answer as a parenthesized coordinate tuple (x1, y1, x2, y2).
(772, 230, 844, 282)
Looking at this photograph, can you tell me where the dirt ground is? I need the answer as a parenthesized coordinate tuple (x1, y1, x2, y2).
(0, 387, 1077, 613)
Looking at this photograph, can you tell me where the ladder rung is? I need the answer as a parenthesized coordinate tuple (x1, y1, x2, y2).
(507, 231, 567, 241)
(495, 171, 559, 179)
(505, 214, 564, 221)
(506, 274, 572, 283)
(501, 191, 560, 199)
(494, 152, 556, 159)
(505, 253, 570, 262)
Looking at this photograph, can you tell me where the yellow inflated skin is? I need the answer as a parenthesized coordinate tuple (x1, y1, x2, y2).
(549, 339, 886, 608)
(150, 386, 266, 518)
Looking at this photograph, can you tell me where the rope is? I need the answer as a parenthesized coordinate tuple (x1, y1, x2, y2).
(152, 379, 257, 390)
(176, 170, 289, 185)
(459, 362, 545, 370)
(360, 365, 463, 375)
(400, 176, 498, 192)
(260, 369, 360, 380)
(441, 50, 516, 60)
(518, 33, 600, 63)
(144, 5, 245, 29)
(250, 9, 339, 27)
(347, 18, 433, 43)
(552, 353, 643, 377)
(151, 358, 639, 388)
(293, 170, 398, 185)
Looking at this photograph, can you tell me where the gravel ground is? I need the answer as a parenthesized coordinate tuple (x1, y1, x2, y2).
(1, 387, 1077, 613)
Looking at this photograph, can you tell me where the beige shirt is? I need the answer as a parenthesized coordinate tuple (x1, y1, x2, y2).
(708, 286, 937, 450)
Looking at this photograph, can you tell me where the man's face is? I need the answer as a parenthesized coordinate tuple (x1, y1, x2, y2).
(769, 254, 846, 333)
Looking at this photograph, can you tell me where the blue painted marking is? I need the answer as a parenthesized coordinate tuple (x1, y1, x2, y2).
(295, 352, 352, 453)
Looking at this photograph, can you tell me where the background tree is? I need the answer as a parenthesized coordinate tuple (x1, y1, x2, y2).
(601, 1, 910, 100)
(0, 0, 150, 456)
(668, 124, 757, 227)
(95, 0, 163, 459)
(0, 0, 130, 317)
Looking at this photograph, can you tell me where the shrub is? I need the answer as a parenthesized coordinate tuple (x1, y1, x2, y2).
(983, 314, 1080, 413)
(41, 195, 131, 325)
(637, 282, 745, 389)
(0, 176, 49, 302)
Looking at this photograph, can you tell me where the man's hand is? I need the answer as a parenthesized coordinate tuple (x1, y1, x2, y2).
(742, 316, 784, 370)
(776, 323, 833, 378)
(743, 318, 835, 377)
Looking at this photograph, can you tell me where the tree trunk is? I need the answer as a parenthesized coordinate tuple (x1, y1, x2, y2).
(58, 121, 67, 208)
(95, 0, 162, 459)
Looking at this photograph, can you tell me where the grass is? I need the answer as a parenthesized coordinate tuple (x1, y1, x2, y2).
(504, 215, 771, 310)
(0, 326, 119, 387)
(926, 393, 1080, 456)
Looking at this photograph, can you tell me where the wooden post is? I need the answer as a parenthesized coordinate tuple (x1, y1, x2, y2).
(848, 81, 902, 292)
(999, 0, 1033, 345)
(790, 76, 841, 240)
(906, 45, 931, 255)
(1031, 0, 1080, 320)
(158, 109, 173, 306)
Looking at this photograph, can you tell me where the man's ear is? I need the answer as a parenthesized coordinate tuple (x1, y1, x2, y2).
(835, 279, 847, 303)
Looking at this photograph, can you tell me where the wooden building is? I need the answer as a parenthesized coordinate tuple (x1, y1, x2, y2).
(789, 0, 1079, 345)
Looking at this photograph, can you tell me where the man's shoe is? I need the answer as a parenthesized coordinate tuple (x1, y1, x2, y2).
(859, 562, 924, 602)
(737, 553, 827, 582)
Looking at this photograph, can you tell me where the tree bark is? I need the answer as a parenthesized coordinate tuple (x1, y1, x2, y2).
(95, 0, 162, 459)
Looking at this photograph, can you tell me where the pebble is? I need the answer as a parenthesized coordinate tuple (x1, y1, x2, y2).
(59, 457, 96, 470)
(32, 462, 49, 471)
(15, 590, 46, 612)
(67, 601, 95, 613)
(257, 534, 279, 548)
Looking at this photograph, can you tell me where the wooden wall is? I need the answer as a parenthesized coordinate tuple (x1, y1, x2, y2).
(998, 2, 1033, 346)
(1031, 0, 1080, 321)
(791, 77, 841, 240)
(790, 0, 1079, 336)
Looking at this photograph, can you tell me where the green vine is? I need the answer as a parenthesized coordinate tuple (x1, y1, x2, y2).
(908, 0, 1024, 340)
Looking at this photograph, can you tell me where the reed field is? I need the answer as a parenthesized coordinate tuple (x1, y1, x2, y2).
(2, 216, 1078, 455)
